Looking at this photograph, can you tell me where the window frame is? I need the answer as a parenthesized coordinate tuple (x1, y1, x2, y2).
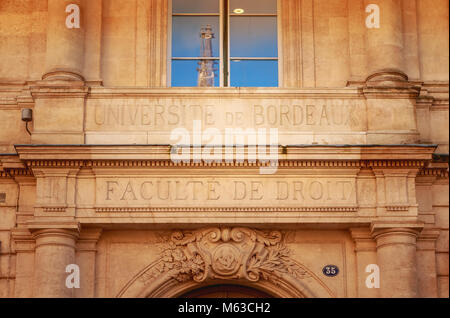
(167, 0, 282, 88)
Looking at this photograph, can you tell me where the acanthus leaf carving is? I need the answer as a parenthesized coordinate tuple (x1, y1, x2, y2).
(139, 227, 310, 286)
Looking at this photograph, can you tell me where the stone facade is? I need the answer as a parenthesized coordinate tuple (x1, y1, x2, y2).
(0, 0, 448, 298)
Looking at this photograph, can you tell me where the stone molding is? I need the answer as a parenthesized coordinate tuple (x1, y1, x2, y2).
(349, 228, 377, 252)
(0, 145, 436, 175)
(10, 228, 35, 253)
(365, 69, 410, 88)
(416, 229, 441, 252)
(41, 69, 85, 82)
(11, 224, 101, 253)
(95, 207, 359, 213)
(76, 228, 103, 252)
(0, 168, 33, 178)
(31, 229, 80, 249)
(2, 162, 443, 180)
(30, 84, 89, 98)
(418, 167, 449, 179)
(21, 159, 429, 169)
(1, 146, 445, 225)
(0, 82, 447, 109)
(27, 221, 80, 235)
(370, 222, 424, 249)
(5, 144, 436, 169)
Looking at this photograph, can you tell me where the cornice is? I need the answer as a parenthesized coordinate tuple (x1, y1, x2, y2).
(1, 81, 447, 102)
(418, 167, 449, 179)
(3, 160, 440, 178)
(4, 168, 33, 177)
(86, 87, 365, 99)
(19, 159, 429, 170)
(0, 166, 34, 178)
(1, 156, 27, 170)
(14, 144, 436, 161)
(1, 144, 438, 174)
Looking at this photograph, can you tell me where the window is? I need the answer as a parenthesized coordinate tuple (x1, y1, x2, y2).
(170, 0, 279, 87)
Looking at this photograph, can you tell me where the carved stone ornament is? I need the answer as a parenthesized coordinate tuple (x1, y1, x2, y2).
(139, 227, 310, 286)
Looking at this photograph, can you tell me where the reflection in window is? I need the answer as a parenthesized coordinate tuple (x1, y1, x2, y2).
(172, 60, 219, 87)
(198, 25, 218, 87)
(171, 0, 220, 87)
(172, 17, 220, 57)
(171, 0, 278, 87)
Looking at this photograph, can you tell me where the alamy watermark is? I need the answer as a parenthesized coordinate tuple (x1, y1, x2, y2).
(65, 3, 380, 30)
(366, 4, 380, 29)
(65, 264, 80, 289)
(65, 4, 80, 29)
(170, 120, 279, 175)
(365, 264, 380, 289)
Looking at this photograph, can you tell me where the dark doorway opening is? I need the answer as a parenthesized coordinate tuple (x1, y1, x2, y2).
(179, 284, 274, 298)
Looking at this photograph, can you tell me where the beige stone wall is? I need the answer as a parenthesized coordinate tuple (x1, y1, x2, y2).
(0, 145, 445, 298)
(417, 0, 449, 82)
(0, 1, 448, 151)
(0, 177, 17, 297)
(0, 0, 47, 81)
(101, 0, 168, 87)
(433, 179, 449, 297)
(416, 170, 449, 298)
(0, 0, 448, 299)
(89, 229, 356, 298)
(1, 0, 448, 85)
(0, 85, 32, 153)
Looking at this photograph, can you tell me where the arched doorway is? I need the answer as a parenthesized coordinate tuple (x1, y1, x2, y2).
(180, 284, 274, 298)
(117, 228, 335, 298)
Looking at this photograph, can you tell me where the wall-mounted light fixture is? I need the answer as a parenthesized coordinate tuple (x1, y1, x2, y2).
(21, 108, 32, 135)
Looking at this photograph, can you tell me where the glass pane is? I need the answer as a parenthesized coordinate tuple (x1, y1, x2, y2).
(172, 60, 219, 87)
(172, 16, 220, 57)
(230, 17, 277, 58)
(173, 0, 219, 14)
(230, 0, 277, 14)
(230, 60, 278, 87)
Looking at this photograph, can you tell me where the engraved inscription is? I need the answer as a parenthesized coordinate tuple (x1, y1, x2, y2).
(97, 177, 357, 208)
(87, 99, 364, 131)
(253, 104, 359, 127)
